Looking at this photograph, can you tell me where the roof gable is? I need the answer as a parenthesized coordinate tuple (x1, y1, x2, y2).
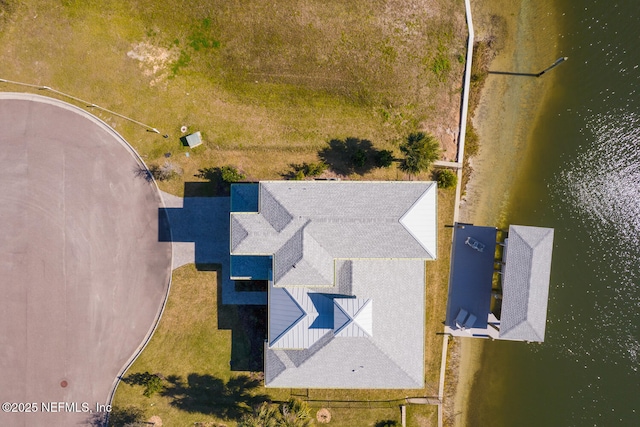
(230, 216, 249, 252)
(399, 182, 437, 258)
(334, 298, 373, 337)
(269, 286, 334, 349)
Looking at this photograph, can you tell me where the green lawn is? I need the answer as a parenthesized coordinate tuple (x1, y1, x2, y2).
(0, 0, 465, 195)
(0, 2, 463, 425)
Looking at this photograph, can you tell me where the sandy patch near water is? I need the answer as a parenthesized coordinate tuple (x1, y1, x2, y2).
(448, 0, 561, 426)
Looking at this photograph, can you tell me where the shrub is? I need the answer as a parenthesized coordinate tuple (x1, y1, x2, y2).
(303, 161, 328, 177)
(465, 124, 480, 157)
(148, 161, 181, 181)
(285, 162, 327, 180)
(220, 165, 246, 183)
(436, 169, 458, 189)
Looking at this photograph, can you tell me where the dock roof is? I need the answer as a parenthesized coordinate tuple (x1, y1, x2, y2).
(500, 225, 554, 342)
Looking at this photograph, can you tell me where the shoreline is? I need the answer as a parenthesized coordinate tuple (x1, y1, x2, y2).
(447, 0, 562, 425)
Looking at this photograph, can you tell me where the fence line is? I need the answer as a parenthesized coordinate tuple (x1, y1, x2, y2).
(0, 78, 167, 137)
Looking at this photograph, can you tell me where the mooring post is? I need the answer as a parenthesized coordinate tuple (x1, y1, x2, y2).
(537, 57, 568, 77)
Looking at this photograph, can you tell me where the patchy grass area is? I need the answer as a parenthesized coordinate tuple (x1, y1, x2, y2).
(407, 404, 438, 427)
(0, 0, 466, 195)
(109, 191, 453, 426)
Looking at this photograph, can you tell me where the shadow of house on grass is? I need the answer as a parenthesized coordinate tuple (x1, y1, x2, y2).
(319, 137, 393, 176)
(161, 373, 269, 420)
(158, 182, 267, 304)
(217, 273, 267, 372)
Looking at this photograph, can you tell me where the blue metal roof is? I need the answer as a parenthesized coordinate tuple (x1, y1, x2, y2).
(444, 224, 497, 329)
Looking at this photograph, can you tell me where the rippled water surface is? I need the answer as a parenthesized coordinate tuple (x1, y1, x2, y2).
(468, 1, 640, 426)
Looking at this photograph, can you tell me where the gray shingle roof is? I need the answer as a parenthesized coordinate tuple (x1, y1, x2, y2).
(261, 186, 293, 232)
(230, 181, 437, 286)
(265, 259, 425, 388)
(230, 181, 435, 388)
(273, 227, 334, 286)
(230, 216, 249, 252)
(500, 225, 555, 342)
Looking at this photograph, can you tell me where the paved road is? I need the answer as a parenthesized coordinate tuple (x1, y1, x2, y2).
(0, 94, 172, 426)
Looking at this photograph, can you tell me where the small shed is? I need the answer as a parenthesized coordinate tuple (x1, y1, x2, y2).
(185, 131, 202, 148)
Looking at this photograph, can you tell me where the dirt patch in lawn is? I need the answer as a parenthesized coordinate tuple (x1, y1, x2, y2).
(127, 41, 179, 87)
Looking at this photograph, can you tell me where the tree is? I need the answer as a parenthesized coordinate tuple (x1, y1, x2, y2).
(374, 149, 394, 168)
(142, 374, 164, 397)
(220, 165, 246, 183)
(196, 165, 246, 195)
(122, 371, 164, 398)
(238, 402, 281, 427)
(436, 169, 458, 189)
(148, 161, 182, 181)
(399, 132, 441, 175)
(280, 398, 312, 427)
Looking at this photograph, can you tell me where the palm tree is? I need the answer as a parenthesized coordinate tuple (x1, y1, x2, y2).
(399, 132, 441, 176)
(238, 402, 281, 427)
(280, 398, 313, 427)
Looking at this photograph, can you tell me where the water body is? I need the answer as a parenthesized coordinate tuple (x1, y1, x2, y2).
(467, 1, 640, 426)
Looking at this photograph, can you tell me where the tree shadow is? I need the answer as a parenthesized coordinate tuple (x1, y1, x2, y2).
(193, 167, 229, 196)
(133, 165, 154, 182)
(319, 137, 392, 176)
(161, 373, 269, 420)
(121, 371, 157, 386)
(86, 406, 145, 427)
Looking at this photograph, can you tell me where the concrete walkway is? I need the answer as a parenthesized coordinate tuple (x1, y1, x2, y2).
(436, 2, 475, 426)
(434, 160, 463, 169)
